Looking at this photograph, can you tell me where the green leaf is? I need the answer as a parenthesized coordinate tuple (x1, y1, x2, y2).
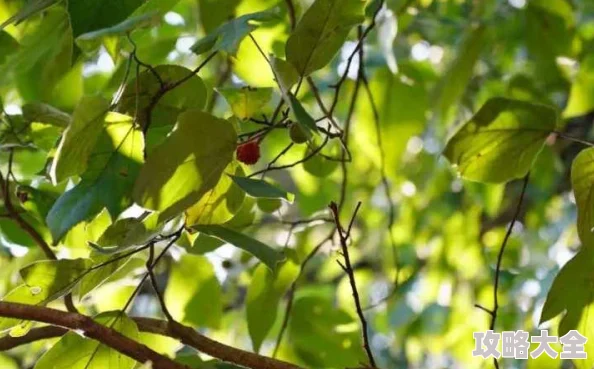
(0, 258, 91, 333)
(285, 0, 365, 76)
(0, 0, 58, 30)
(433, 24, 487, 121)
(117, 65, 208, 136)
(356, 66, 427, 174)
(133, 110, 236, 222)
(47, 113, 144, 242)
(571, 148, 594, 248)
(303, 148, 339, 177)
(185, 162, 246, 226)
(564, 54, 594, 118)
(16, 185, 58, 221)
(20, 258, 92, 303)
(540, 249, 594, 369)
(0, 31, 19, 65)
(288, 291, 367, 367)
(287, 94, 317, 137)
(92, 214, 160, 252)
(218, 87, 273, 120)
(78, 252, 140, 298)
(34, 312, 139, 369)
(198, 0, 241, 33)
(5, 7, 73, 103)
(191, 225, 284, 271)
(50, 96, 111, 184)
(67, 0, 145, 38)
(270, 56, 299, 93)
(190, 9, 279, 56)
(22, 102, 71, 128)
(131, 0, 184, 17)
(75, 12, 161, 55)
(443, 97, 557, 183)
(246, 261, 299, 352)
(229, 175, 294, 202)
(164, 254, 222, 329)
(256, 198, 282, 213)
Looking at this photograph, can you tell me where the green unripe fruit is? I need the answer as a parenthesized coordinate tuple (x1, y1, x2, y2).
(257, 198, 282, 213)
(289, 123, 308, 144)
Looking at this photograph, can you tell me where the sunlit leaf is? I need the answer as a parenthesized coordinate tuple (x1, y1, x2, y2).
(47, 113, 144, 242)
(185, 162, 245, 226)
(218, 87, 273, 120)
(564, 54, 594, 118)
(0, 258, 91, 333)
(50, 96, 111, 184)
(133, 110, 236, 222)
(117, 65, 208, 134)
(571, 147, 594, 248)
(285, 0, 365, 76)
(164, 254, 222, 329)
(0, 0, 57, 30)
(540, 249, 594, 369)
(443, 97, 557, 183)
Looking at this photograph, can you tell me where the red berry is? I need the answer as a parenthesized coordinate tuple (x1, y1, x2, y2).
(236, 140, 260, 165)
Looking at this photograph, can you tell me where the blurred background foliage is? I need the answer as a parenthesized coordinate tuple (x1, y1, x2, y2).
(0, 0, 593, 368)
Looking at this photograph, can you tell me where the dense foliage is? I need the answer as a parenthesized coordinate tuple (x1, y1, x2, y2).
(1, 0, 594, 368)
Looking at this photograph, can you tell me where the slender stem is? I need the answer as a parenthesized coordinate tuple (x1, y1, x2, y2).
(484, 174, 530, 369)
(329, 201, 376, 368)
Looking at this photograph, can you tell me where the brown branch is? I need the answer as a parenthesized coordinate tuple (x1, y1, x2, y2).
(0, 163, 78, 314)
(284, 0, 296, 30)
(329, 201, 376, 368)
(0, 308, 306, 369)
(0, 171, 55, 260)
(0, 325, 66, 350)
(0, 302, 188, 369)
(475, 174, 530, 369)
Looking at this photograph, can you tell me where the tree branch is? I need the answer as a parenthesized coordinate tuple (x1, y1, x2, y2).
(0, 302, 188, 369)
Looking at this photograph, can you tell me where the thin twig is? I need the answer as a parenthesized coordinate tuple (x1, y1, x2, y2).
(260, 142, 294, 179)
(284, 0, 296, 30)
(272, 230, 336, 357)
(146, 243, 175, 322)
(479, 174, 530, 369)
(554, 131, 594, 147)
(329, 201, 376, 368)
(248, 135, 330, 177)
